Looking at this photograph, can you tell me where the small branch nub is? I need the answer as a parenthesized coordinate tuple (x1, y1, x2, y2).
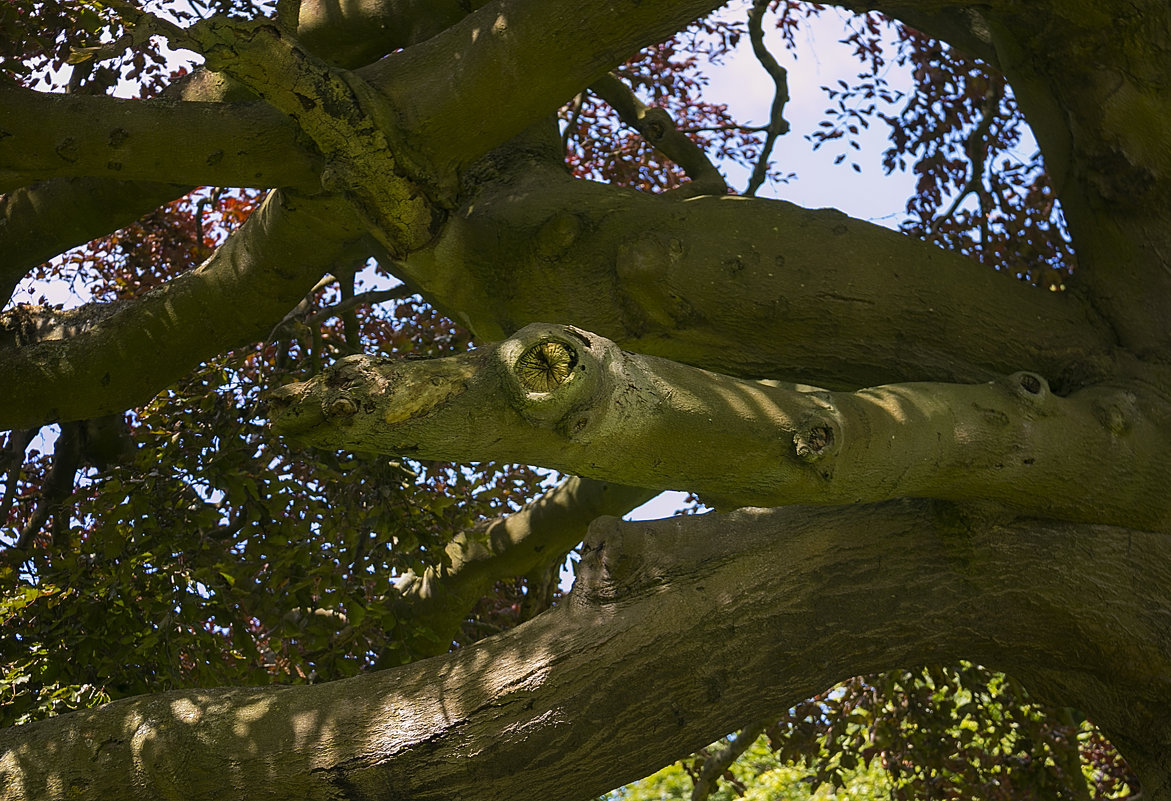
(1018, 373, 1043, 395)
(794, 425, 834, 462)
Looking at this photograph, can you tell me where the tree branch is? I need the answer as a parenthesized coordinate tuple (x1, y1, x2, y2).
(0, 179, 190, 303)
(0, 0, 470, 284)
(389, 475, 656, 660)
(852, 0, 1171, 359)
(3, 503, 1168, 800)
(743, 0, 790, 197)
(269, 323, 1171, 531)
(0, 191, 369, 429)
(0, 87, 321, 189)
(589, 73, 728, 196)
(363, 0, 728, 179)
(691, 720, 769, 801)
(402, 160, 1115, 390)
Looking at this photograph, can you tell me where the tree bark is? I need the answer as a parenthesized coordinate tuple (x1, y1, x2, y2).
(0, 191, 368, 428)
(3, 503, 1169, 801)
(270, 323, 1171, 531)
(3, 0, 1171, 798)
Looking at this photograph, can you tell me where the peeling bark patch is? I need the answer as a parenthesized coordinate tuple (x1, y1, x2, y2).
(55, 137, 79, 162)
(972, 404, 1009, 427)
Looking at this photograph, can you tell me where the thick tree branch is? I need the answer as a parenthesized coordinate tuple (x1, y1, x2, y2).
(0, 70, 244, 284)
(269, 323, 1171, 531)
(0, 179, 189, 303)
(404, 160, 1115, 390)
(2, 0, 733, 424)
(390, 476, 656, 659)
(0, 191, 368, 429)
(363, 0, 727, 179)
(0, 0, 482, 282)
(0, 87, 321, 189)
(3, 503, 1168, 800)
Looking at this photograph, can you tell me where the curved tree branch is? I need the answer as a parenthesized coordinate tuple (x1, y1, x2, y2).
(743, 0, 790, 197)
(0, 191, 369, 429)
(388, 475, 656, 660)
(851, 0, 1171, 359)
(2, 503, 1168, 800)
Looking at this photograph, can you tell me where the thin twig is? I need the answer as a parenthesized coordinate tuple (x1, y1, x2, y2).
(15, 423, 81, 550)
(305, 285, 413, 327)
(0, 428, 39, 534)
(744, 0, 791, 197)
(590, 72, 728, 196)
(561, 92, 586, 158)
(678, 123, 769, 134)
(929, 86, 1001, 236)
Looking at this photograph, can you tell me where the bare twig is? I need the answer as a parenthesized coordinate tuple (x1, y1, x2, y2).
(561, 92, 586, 158)
(929, 86, 1002, 236)
(304, 285, 412, 328)
(15, 423, 81, 550)
(744, 0, 791, 197)
(690, 720, 770, 801)
(266, 273, 338, 343)
(589, 73, 728, 196)
(678, 123, 768, 134)
(0, 428, 39, 531)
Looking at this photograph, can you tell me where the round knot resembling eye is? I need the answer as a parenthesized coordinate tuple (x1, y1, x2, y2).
(515, 340, 576, 392)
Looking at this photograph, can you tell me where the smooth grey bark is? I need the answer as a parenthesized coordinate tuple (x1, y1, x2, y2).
(402, 157, 1116, 389)
(0, 87, 320, 189)
(269, 323, 1171, 531)
(2, 0, 1171, 798)
(3, 503, 1169, 801)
